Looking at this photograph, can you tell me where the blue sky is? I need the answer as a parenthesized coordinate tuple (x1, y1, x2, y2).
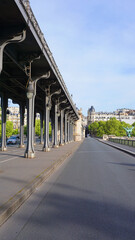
(30, 0, 135, 115)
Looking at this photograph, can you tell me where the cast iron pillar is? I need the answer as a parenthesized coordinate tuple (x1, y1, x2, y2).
(24, 82, 35, 158)
(43, 96, 50, 152)
(67, 117, 70, 143)
(51, 117, 54, 146)
(1, 93, 8, 151)
(64, 113, 68, 144)
(70, 121, 73, 142)
(19, 104, 25, 148)
(59, 110, 64, 146)
(40, 112, 43, 144)
(54, 102, 58, 148)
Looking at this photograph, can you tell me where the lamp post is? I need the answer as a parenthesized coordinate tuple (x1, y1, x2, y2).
(24, 81, 35, 158)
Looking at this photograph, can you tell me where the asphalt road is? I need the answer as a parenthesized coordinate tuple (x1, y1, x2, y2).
(1, 137, 135, 240)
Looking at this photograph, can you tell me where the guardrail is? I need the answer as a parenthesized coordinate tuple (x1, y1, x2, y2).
(109, 138, 135, 147)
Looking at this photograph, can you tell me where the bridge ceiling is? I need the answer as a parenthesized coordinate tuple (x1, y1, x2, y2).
(0, 0, 78, 119)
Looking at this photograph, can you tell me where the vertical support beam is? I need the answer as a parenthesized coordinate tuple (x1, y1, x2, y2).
(64, 113, 67, 144)
(51, 117, 54, 147)
(1, 93, 7, 151)
(71, 121, 73, 141)
(40, 112, 43, 144)
(43, 96, 50, 151)
(60, 110, 64, 146)
(24, 82, 35, 158)
(67, 116, 70, 143)
(54, 102, 58, 148)
(19, 104, 25, 148)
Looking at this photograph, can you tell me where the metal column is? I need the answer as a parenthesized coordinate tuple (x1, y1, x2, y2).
(43, 96, 50, 151)
(67, 117, 70, 143)
(24, 82, 35, 158)
(60, 110, 64, 145)
(40, 112, 43, 144)
(64, 113, 67, 144)
(1, 93, 8, 151)
(54, 103, 58, 148)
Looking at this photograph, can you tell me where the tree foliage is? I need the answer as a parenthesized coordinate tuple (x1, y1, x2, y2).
(88, 118, 134, 137)
(6, 121, 13, 138)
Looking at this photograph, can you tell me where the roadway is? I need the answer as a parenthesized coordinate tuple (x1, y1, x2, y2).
(1, 137, 135, 239)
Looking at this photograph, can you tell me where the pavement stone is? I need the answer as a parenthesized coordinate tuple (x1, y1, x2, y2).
(0, 141, 83, 226)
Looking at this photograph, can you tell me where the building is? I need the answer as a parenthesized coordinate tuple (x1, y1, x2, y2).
(0, 106, 40, 130)
(87, 106, 135, 125)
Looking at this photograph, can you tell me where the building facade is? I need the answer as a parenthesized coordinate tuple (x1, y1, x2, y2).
(87, 106, 135, 125)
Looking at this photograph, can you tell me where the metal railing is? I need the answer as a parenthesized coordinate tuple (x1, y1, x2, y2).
(109, 138, 135, 148)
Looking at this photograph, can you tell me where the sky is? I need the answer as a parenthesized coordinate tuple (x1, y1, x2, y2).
(29, 0, 135, 115)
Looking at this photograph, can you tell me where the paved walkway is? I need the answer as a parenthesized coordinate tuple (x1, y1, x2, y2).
(0, 141, 82, 226)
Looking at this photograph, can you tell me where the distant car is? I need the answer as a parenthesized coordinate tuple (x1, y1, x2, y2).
(7, 136, 19, 145)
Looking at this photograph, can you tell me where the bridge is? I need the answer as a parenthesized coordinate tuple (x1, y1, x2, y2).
(0, 0, 80, 158)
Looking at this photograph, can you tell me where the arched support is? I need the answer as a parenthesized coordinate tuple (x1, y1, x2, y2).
(0, 30, 26, 74)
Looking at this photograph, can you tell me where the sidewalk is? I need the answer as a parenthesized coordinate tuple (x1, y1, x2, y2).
(97, 138, 135, 156)
(0, 141, 83, 226)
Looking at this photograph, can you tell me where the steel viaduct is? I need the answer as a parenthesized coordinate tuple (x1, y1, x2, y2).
(0, 0, 79, 158)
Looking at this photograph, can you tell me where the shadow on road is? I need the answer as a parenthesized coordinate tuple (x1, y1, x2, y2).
(15, 182, 135, 240)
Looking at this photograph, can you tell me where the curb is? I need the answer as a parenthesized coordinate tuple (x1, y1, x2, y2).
(0, 140, 83, 226)
(96, 139, 135, 157)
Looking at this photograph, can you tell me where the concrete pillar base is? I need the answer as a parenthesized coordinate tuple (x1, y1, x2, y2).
(19, 144, 25, 148)
(24, 152, 35, 159)
(42, 147, 50, 152)
(53, 145, 59, 148)
(59, 143, 64, 146)
(0, 147, 7, 151)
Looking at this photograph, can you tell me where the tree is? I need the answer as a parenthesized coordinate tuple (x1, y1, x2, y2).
(24, 125, 27, 136)
(89, 122, 99, 136)
(88, 118, 133, 138)
(0, 120, 1, 139)
(35, 119, 40, 136)
(12, 129, 19, 135)
(6, 121, 13, 138)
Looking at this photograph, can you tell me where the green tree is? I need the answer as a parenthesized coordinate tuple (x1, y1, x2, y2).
(35, 119, 40, 136)
(49, 122, 52, 136)
(12, 129, 19, 135)
(24, 125, 27, 136)
(0, 120, 1, 138)
(88, 118, 133, 138)
(89, 122, 99, 136)
(6, 121, 13, 138)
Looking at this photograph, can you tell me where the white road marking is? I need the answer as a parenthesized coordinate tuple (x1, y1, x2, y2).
(0, 155, 23, 164)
